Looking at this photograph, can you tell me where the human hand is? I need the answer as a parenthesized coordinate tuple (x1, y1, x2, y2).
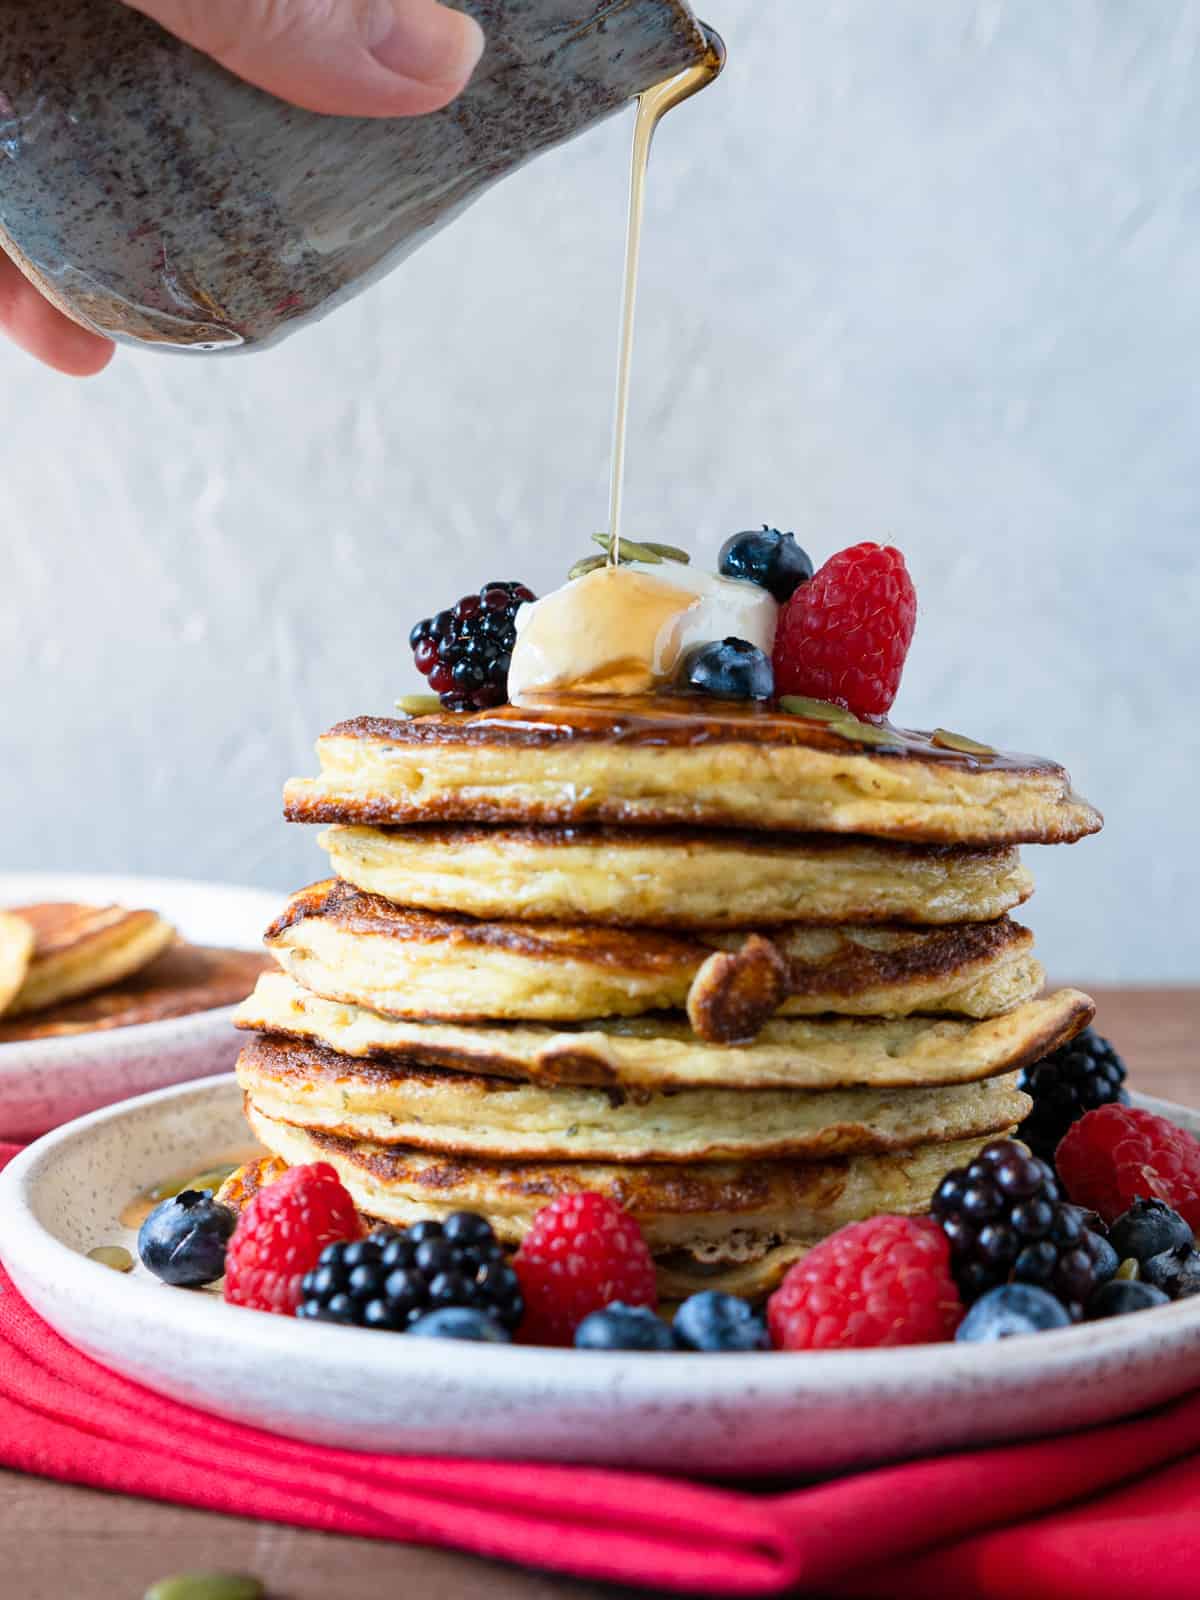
(0, 0, 484, 376)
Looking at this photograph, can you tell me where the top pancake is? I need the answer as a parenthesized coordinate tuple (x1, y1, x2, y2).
(283, 695, 1102, 846)
(1, 902, 175, 1017)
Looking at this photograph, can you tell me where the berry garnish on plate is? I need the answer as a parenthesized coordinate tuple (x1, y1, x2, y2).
(410, 581, 535, 712)
(137, 1189, 237, 1288)
(1056, 1104, 1200, 1229)
(1141, 1243, 1200, 1300)
(682, 637, 774, 701)
(1017, 1027, 1129, 1165)
(673, 1291, 769, 1352)
(223, 1162, 362, 1315)
(718, 526, 813, 602)
(574, 1303, 678, 1351)
(297, 1211, 523, 1333)
(1086, 1279, 1171, 1320)
(1107, 1198, 1193, 1263)
(767, 1215, 962, 1351)
(931, 1138, 1099, 1317)
(772, 542, 916, 718)
(407, 1307, 511, 1342)
(956, 1282, 1072, 1342)
(513, 1193, 657, 1346)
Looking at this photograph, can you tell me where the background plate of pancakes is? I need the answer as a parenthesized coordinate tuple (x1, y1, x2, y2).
(5, 1073, 1200, 1477)
(0, 873, 277, 1140)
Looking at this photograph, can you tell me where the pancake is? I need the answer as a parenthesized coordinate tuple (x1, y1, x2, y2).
(0, 943, 272, 1041)
(245, 1097, 1004, 1256)
(0, 911, 34, 1015)
(2, 902, 176, 1016)
(320, 823, 1035, 929)
(236, 1032, 1030, 1162)
(265, 879, 1044, 1027)
(236, 971, 1093, 1093)
(283, 696, 1102, 846)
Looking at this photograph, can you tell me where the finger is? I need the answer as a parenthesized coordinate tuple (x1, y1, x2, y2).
(0, 253, 115, 377)
(124, 0, 485, 118)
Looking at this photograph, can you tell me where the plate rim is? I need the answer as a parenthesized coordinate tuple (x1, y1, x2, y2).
(4, 1071, 1200, 1393)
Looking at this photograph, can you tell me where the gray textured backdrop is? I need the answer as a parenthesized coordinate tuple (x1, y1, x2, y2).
(2, 0, 1198, 980)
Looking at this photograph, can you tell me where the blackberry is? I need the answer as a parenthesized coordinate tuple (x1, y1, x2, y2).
(297, 1211, 523, 1333)
(931, 1138, 1101, 1318)
(409, 581, 535, 712)
(1017, 1027, 1129, 1165)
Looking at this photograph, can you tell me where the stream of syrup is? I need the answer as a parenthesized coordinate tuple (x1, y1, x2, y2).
(605, 26, 726, 567)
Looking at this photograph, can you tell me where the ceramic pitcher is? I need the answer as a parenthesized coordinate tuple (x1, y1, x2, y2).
(0, 0, 708, 353)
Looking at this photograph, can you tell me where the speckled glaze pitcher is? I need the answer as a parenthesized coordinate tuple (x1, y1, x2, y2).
(0, 0, 708, 353)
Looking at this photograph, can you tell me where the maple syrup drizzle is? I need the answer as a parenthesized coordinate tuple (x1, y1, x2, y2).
(606, 27, 726, 567)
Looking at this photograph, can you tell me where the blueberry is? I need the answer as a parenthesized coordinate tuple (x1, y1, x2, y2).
(1084, 1230, 1120, 1285)
(574, 1303, 679, 1351)
(956, 1283, 1072, 1342)
(673, 1292, 768, 1352)
(682, 637, 774, 701)
(1086, 1279, 1171, 1320)
(718, 526, 813, 602)
(137, 1189, 237, 1288)
(406, 1307, 510, 1342)
(1107, 1199, 1193, 1263)
(1142, 1243, 1200, 1300)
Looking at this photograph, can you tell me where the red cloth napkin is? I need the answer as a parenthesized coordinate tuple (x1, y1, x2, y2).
(3, 1139, 1199, 1600)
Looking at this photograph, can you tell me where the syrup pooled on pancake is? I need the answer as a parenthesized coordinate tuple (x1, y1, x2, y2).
(283, 694, 1101, 846)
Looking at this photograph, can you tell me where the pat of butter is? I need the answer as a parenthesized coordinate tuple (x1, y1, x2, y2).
(507, 562, 778, 702)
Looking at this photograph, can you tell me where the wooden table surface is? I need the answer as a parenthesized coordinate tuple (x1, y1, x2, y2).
(3, 986, 1196, 1600)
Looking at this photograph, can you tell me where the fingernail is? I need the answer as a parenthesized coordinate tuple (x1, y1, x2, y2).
(370, 2, 485, 88)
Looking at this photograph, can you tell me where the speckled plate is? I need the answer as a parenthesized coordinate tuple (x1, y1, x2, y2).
(4, 1075, 1200, 1475)
(0, 874, 279, 1140)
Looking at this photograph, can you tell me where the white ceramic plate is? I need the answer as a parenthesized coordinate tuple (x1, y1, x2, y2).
(4, 1075, 1200, 1476)
(0, 873, 279, 1141)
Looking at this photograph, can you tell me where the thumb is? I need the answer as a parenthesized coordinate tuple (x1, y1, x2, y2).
(124, 0, 485, 117)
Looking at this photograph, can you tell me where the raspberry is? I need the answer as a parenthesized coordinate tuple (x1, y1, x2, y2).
(767, 1215, 962, 1351)
(1057, 1105, 1200, 1229)
(409, 581, 535, 712)
(224, 1162, 362, 1315)
(772, 542, 917, 717)
(513, 1193, 657, 1345)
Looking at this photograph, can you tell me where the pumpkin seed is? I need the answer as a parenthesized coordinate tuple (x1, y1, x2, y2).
(393, 694, 444, 716)
(831, 716, 905, 748)
(567, 553, 608, 580)
(1116, 1257, 1141, 1282)
(588, 532, 689, 566)
(778, 695, 847, 722)
(87, 1245, 133, 1273)
(637, 540, 691, 564)
(931, 727, 996, 757)
(143, 1574, 264, 1600)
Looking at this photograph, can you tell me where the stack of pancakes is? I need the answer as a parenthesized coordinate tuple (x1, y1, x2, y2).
(233, 695, 1100, 1299)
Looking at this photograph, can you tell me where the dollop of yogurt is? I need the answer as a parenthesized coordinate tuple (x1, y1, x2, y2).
(507, 561, 778, 702)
